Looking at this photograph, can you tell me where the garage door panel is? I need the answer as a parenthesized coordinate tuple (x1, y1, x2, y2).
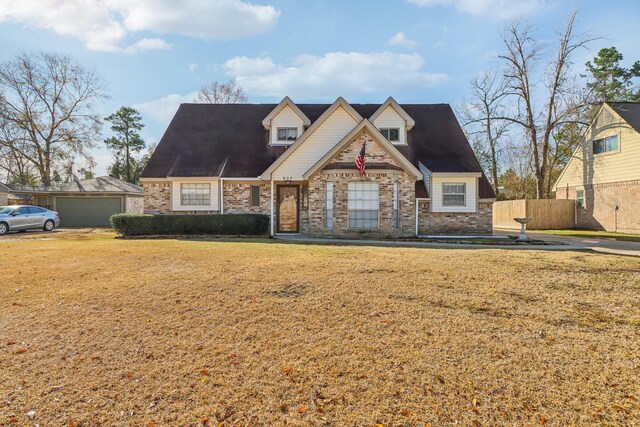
(55, 197, 122, 227)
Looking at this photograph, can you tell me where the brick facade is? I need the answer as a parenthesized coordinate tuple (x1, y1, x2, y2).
(143, 182, 171, 213)
(223, 182, 270, 214)
(306, 132, 416, 238)
(141, 131, 495, 236)
(418, 200, 493, 235)
(556, 180, 640, 232)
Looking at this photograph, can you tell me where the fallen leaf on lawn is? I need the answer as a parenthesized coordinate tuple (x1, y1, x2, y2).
(68, 422, 77, 427)
(297, 407, 306, 414)
(6, 340, 16, 346)
(472, 420, 482, 427)
(200, 417, 209, 425)
(9, 417, 19, 423)
(200, 369, 209, 376)
(375, 424, 383, 427)
(282, 367, 292, 375)
(15, 348, 27, 354)
(540, 415, 546, 425)
(148, 421, 158, 426)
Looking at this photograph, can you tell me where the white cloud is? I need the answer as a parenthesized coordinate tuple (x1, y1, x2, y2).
(123, 38, 171, 54)
(188, 63, 198, 72)
(224, 52, 449, 98)
(0, 0, 280, 53)
(406, 0, 547, 19)
(134, 92, 197, 125)
(388, 32, 418, 49)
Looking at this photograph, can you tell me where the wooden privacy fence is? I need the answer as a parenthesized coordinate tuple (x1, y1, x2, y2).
(493, 199, 576, 230)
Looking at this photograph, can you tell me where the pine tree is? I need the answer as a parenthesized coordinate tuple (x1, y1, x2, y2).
(104, 107, 146, 184)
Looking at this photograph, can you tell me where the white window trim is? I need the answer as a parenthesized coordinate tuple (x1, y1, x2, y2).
(347, 182, 380, 230)
(592, 132, 621, 156)
(326, 182, 334, 229)
(379, 127, 401, 143)
(276, 127, 298, 143)
(393, 182, 399, 229)
(180, 183, 211, 206)
(442, 182, 466, 207)
(576, 189, 585, 208)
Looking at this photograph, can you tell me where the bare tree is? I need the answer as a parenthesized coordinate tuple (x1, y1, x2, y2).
(194, 80, 248, 103)
(0, 52, 106, 186)
(461, 71, 510, 195)
(498, 13, 596, 198)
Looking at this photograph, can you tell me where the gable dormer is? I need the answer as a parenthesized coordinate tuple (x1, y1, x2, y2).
(262, 97, 311, 146)
(370, 97, 415, 146)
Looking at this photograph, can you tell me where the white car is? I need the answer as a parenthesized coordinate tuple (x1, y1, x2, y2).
(0, 205, 61, 235)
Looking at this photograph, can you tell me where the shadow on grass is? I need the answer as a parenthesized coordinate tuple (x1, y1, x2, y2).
(114, 233, 577, 252)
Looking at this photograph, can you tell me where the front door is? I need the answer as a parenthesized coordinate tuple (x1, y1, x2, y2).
(277, 185, 299, 233)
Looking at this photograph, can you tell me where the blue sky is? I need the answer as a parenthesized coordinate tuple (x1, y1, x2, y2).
(1, 0, 639, 175)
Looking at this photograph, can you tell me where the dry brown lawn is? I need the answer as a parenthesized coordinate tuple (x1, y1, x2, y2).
(1, 229, 639, 426)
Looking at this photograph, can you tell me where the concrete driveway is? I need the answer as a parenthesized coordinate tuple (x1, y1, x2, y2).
(494, 229, 640, 257)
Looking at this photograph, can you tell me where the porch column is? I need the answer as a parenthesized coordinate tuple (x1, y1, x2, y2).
(270, 179, 274, 236)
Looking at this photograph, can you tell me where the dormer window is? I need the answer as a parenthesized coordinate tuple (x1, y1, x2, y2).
(380, 128, 400, 142)
(277, 127, 298, 142)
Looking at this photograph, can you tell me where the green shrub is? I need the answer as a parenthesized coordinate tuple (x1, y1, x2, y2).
(110, 213, 269, 237)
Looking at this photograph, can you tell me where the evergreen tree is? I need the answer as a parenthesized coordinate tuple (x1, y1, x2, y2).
(585, 47, 640, 102)
(104, 107, 145, 184)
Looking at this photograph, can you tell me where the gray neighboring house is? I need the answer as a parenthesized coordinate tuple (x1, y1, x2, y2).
(0, 176, 143, 227)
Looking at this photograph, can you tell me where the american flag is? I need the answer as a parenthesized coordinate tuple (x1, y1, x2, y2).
(355, 141, 366, 176)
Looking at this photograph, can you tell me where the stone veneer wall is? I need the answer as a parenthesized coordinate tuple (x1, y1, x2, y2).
(556, 180, 640, 232)
(418, 200, 493, 235)
(223, 182, 270, 214)
(143, 182, 171, 213)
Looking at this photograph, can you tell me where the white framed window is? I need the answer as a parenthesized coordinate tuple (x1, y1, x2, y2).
(442, 183, 465, 207)
(593, 134, 618, 154)
(379, 128, 400, 142)
(577, 189, 584, 207)
(393, 183, 399, 229)
(326, 182, 334, 229)
(348, 182, 379, 229)
(277, 127, 298, 142)
(181, 183, 211, 206)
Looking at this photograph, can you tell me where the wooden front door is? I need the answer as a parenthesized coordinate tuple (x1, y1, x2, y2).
(277, 185, 299, 233)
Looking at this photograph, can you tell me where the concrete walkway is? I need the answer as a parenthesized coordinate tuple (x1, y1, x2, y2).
(275, 232, 640, 257)
(494, 229, 640, 257)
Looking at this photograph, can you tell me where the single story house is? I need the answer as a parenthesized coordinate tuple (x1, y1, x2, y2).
(554, 102, 640, 232)
(140, 97, 495, 237)
(0, 176, 143, 227)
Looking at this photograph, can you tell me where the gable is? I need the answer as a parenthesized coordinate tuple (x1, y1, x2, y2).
(269, 105, 305, 145)
(271, 106, 359, 180)
(372, 105, 407, 145)
(303, 120, 422, 180)
(324, 130, 405, 172)
(554, 103, 640, 189)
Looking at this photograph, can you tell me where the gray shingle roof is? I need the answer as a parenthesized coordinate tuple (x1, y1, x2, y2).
(2, 176, 143, 194)
(608, 102, 640, 133)
(141, 103, 496, 199)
